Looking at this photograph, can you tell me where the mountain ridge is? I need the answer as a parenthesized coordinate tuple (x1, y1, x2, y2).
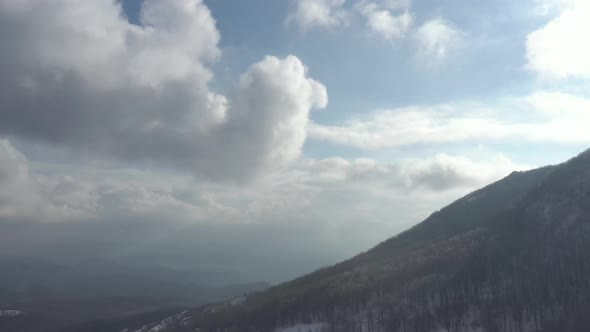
(158, 148, 590, 332)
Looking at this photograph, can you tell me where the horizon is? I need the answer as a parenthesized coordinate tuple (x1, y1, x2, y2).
(1, 0, 589, 285)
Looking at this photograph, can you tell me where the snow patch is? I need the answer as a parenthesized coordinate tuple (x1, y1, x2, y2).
(274, 322, 328, 332)
(0, 310, 23, 317)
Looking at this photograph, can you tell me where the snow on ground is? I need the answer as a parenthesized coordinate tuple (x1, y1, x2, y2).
(0, 310, 23, 316)
(274, 322, 328, 332)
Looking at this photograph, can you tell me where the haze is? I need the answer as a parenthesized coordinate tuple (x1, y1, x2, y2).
(0, 0, 589, 286)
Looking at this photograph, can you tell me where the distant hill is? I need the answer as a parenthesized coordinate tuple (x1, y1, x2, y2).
(169, 148, 590, 331)
(0, 258, 269, 332)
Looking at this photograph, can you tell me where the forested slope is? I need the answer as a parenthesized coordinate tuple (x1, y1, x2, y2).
(180, 149, 590, 332)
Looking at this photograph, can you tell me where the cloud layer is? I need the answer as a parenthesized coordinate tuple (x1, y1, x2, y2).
(0, 139, 523, 225)
(0, 138, 525, 279)
(1, 0, 586, 284)
(0, 0, 326, 181)
(309, 92, 590, 149)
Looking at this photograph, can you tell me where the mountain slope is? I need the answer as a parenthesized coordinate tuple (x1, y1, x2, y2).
(180, 149, 590, 332)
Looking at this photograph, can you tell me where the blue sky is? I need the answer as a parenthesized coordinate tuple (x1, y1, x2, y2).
(120, 0, 588, 165)
(0, 0, 589, 282)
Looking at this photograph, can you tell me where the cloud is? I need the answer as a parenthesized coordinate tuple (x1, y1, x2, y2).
(215, 152, 528, 226)
(201, 55, 328, 180)
(415, 18, 463, 59)
(0, 0, 326, 181)
(395, 154, 524, 191)
(309, 92, 590, 149)
(214, 152, 528, 249)
(0, 140, 35, 219)
(0, 140, 92, 222)
(357, 1, 413, 40)
(286, 0, 348, 30)
(0, 139, 241, 224)
(286, 0, 415, 41)
(0, 139, 523, 224)
(526, 0, 590, 79)
(532, 0, 563, 17)
(299, 153, 525, 192)
(0, 139, 526, 281)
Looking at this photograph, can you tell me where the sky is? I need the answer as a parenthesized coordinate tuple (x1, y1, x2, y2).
(0, 0, 589, 283)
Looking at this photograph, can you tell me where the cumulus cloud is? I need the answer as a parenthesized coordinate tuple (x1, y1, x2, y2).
(200, 55, 328, 179)
(357, 1, 413, 40)
(526, 0, 590, 79)
(0, 0, 327, 181)
(415, 18, 463, 59)
(309, 92, 590, 149)
(286, 0, 348, 30)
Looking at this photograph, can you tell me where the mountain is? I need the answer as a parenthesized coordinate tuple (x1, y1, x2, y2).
(160, 148, 590, 331)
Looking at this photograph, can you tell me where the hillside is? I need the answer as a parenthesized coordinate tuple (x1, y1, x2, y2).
(155, 149, 590, 331)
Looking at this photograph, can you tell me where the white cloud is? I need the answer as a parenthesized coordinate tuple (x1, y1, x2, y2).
(205, 55, 328, 180)
(532, 0, 563, 17)
(358, 1, 413, 40)
(286, 0, 348, 30)
(236, 152, 528, 235)
(0, 140, 91, 222)
(309, 91, 590, 149)
(0, 141, 537, 288)
(0, 139, 240, 223)
(0, 139, 524, 225)
(299, 153, 526, 192)
(415, 18, 463, 59)
(0, 0, 327, 181)
(0, 140, 35, 218)
(526, 0, 590, 79)
(396, 153, 527, 191)
(286, 0, 416, 41)
(0, 138, 530, 272)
